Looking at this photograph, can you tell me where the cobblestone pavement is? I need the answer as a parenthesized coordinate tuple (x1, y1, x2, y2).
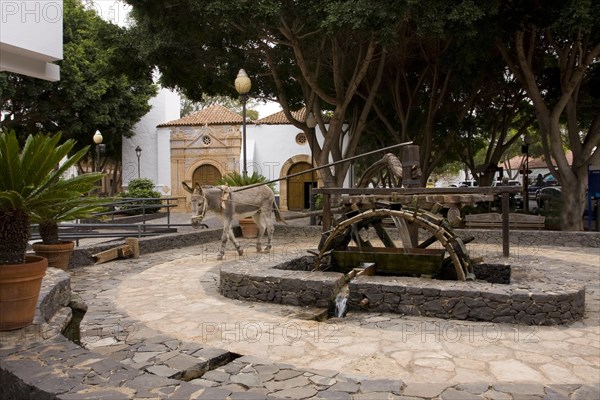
(65, 232, 600, 399)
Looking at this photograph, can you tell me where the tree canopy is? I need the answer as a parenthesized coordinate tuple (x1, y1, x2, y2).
(494, 0, 600, 230)
(126, 0, 499, 187)
(0, 0, 157, 164)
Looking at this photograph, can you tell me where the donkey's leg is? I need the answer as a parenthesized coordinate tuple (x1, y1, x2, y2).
(253, 214, 266, 252)
(228, 225, 243, 256)
(217, 221, 229, 261)
(265, 215, 275, 252)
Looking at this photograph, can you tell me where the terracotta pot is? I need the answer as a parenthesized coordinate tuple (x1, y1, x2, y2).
(0, 255, 48, 331)
(32, 241, 75, 271)
(239, 218, 258, 238)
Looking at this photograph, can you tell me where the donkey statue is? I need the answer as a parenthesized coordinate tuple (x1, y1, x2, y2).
(182, 182, 285, 260)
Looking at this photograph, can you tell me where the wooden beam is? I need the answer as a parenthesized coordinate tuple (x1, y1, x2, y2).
(92, 238, 140, 264)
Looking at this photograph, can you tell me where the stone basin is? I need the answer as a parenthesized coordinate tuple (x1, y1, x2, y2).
(220, 255, 585, 326)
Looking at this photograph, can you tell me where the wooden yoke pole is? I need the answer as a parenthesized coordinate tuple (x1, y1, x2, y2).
(234, 141, 413, 193)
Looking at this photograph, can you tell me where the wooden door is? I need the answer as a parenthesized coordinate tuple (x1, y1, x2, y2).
(193, 164, 221, 187)
(287, 162, 314, 210)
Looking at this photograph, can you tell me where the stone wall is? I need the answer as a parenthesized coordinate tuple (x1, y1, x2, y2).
(69, 229, 223, 269)
(220, 258, 346, 308)
(347, 276, 585, 326)
(219, 254, 586, 326)
(456, 228, 599, 248)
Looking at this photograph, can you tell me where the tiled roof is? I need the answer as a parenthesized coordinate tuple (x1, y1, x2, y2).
(157, 105, 244, 127)
(255, 108, 305, 125)
(255, 107, 331, 125)
(503, 151, 573, 169)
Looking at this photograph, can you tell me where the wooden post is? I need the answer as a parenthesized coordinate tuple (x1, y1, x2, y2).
(402, 145, 420, 247)
(322, 193, 331, 231)
(502, 191, 510, 257)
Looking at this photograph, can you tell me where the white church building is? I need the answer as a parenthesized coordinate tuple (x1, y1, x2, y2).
(122, 95, 341, 212)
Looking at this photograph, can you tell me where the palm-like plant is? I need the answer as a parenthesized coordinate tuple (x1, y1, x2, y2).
(0, 130, 103, 264)
(216, 171, 276, 191)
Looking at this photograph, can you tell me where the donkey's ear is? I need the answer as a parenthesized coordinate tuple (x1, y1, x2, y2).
(182, 182, 194, 194)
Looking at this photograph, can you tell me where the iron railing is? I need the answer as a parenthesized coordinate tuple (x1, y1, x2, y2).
(30, 197, 194, 246)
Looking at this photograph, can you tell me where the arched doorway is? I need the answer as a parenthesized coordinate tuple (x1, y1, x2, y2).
(287, 162, 315, 211)
(193, 164, 221, 187)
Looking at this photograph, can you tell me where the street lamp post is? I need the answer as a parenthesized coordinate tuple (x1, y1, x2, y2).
(235, 69, 252, 177)
(93, 130, 103, 173)
(522, 134, 533, 212)
(93, 130, 104, 193)
(306, 112, 317, 225)
(135, 145, 142, 179)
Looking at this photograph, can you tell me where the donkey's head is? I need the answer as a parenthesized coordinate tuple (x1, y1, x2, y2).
(183, 182, 207, 229)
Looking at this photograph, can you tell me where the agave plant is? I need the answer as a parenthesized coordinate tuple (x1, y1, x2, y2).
(0, 130, 103, 264)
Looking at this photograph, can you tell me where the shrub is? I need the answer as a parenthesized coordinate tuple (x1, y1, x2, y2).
(120, 178, 162, 215)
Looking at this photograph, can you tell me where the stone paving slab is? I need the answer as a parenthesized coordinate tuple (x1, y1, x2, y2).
(2, 231, 599, 399)
(106, 239, 599, 384)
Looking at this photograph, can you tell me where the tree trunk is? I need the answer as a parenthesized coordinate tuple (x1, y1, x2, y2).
(0, 209, 29, 264)
(560, 167, 587, 231)
(39, 220, 60, 244)
(497, 30, 599, 231)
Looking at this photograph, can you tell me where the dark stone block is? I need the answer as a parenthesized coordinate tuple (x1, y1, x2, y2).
(422, 287, 440, 297)
(451, 302, 469, 320)
(424, 299, 445, 313)
(525, 303, 543, 315)
(493, 305, 516, 317)
(530, 293, 556, 303)
(513, 301, 529, 312)
(468, 306, 494, 321)
(383, 293, 401, 304)
(463, 297, 484, 308)
(511, 291, 531, 302)
(406, 287, 422, 295)
(542, 303, 559, 313)
(365, 292, 384, 304)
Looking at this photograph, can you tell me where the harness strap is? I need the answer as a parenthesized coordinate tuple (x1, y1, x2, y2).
(219, 185, 230, 211)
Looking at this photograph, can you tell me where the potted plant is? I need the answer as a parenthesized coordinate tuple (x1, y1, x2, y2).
(31, 191, 106, 271)
(0, 130, 102, 330)
(216, 172, 275, 238)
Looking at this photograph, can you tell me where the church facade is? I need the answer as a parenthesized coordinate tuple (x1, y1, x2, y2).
(125, 102, 338, 212)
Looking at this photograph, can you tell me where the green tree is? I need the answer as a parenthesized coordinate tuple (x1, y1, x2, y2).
(0, 0, 156, 179)
(180, 93, 259, 120)
(495, 0, 600, 230)
(126, 0, 398, 187)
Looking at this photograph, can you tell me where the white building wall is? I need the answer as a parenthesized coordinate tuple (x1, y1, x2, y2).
(248, 124, 324, 192)
(0, 0, 63, 81)
(122, 87, 180, 194)
(247, 122, 354, 190)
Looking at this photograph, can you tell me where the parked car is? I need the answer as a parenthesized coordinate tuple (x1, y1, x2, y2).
(492, 180, 521, 187)
(514, 192, 523, 209)
(536, 186, 562, 210)
(458, 180, 478, 187)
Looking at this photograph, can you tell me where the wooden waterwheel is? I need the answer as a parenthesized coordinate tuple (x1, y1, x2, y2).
(315, 205, 474, 281)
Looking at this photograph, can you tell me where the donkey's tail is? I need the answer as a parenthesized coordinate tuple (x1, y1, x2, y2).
(273, 201, 287, 224)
